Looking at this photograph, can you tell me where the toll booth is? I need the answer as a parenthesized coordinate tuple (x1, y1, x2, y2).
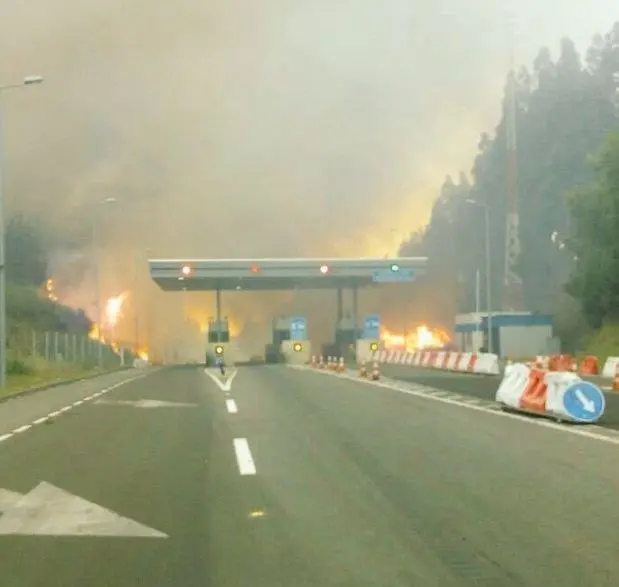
(356, 340, 381, 363)
(272, 315, 292, 346)
(332, 313, 360, 360)
(355, 314, 381, 363)
(281, 340, 310, 364)
(270, 315, 310, 363)
(208, 317, 230, 343)
(206, 317, 230, 364)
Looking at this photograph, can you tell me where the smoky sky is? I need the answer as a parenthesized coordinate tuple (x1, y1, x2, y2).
(0, 0, 616, 353)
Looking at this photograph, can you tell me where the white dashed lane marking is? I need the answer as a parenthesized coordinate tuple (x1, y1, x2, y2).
(233, 438, 257, 476)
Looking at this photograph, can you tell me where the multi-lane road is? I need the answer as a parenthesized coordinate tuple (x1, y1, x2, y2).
(1, 364, 619, 586)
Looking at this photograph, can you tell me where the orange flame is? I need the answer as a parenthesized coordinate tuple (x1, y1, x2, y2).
(382, 325, 449, 352)
(44, 278, 58, 302)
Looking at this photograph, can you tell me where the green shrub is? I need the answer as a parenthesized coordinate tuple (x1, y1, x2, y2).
(7, 358, 34, 375)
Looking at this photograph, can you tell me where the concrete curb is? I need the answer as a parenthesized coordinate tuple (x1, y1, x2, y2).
(0, 366, 133, 405)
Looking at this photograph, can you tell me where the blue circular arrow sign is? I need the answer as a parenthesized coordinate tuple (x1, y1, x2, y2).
(562, 381, 606, 423)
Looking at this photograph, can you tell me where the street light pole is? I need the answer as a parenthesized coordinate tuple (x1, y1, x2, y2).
(92, 211, 102, 370)
(92, 197, 116, 369)
(0, 76, 44, 388)
(134, 249, 140, 355)
(483, 203, 494, 354)
(466, 199, 493, 354)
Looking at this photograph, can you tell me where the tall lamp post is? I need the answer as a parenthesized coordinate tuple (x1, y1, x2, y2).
(0, 75, 44, 388)
(133, 246, 152, 356)
(93, 197, 116, 369)
(466, 199, 493, 354)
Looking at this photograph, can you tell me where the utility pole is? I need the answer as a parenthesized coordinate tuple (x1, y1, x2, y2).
(0, 75, 43, 387)
(93, 197, 116, 369)
(134, 249, 140, 354)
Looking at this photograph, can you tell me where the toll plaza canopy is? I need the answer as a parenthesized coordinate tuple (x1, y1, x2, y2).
(149, 257, 427, 291)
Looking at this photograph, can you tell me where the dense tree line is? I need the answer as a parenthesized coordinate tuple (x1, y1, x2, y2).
(399, 22, 619, 346)
(5, 213, 92, 337)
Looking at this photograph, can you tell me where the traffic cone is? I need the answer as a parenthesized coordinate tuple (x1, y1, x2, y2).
(370, 361, 380, 381)
(338, 357, 345, 372)
(310, 356, 316, 367)
(318, 356, 324, 369)
(359, 360, 367, 378)
(613, 365, 619, 392)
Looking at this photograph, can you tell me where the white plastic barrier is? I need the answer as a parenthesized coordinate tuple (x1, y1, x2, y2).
(371, 350, 500, 375)
(602, 356, 619, 378)
(472, 353, 500, 375)
(496, 363, 605, 423)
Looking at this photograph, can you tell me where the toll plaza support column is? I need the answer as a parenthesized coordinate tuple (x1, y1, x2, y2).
(215, 288, 222, 342)
(336, 288, 343, 324)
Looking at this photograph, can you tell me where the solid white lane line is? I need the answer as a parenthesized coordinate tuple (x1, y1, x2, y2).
(294, 365, 619, 446)
(12, 425, 31, 434)
(233, 438, 256, 475)
(0, 372, 154, 447)
(226, 399, 238, 414)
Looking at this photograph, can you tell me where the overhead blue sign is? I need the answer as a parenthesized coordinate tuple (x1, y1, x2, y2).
(372, 268, 415, 283)
(363, 314, 380, 339)
(562, 381, 606, 423)
(290, 316, 307, 340)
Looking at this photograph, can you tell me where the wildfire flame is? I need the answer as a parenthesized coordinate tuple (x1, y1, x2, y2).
(45, 278, 58, 302)
(88, 292, 128, 344)
(46, 276, 150, 359)
(382, 325, 449, 352)
(105, 293, 128, 329)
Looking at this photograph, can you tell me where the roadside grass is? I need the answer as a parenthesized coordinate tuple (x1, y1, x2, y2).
(2, 358, 126, 399)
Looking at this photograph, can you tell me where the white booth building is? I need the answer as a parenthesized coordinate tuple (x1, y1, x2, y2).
(454, 312, 555, 359)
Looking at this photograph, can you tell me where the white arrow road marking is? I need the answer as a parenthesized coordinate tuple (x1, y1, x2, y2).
(0, 489, 24, 512)
(204, 368, 238, 392)
(94, 399, 197, 409)
(0, 482, 168, 537)
(233, 438, 256, 475)
(575, 389, 595, 413)
(226, 399, 238, 414)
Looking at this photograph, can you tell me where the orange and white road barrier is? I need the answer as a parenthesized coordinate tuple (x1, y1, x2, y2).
(371, 349, 500, 375)
(579, 355, 599, 376)
(613, 366, 619, 392)
(318, 356, 324, 369)
(338, 357, 345, 372)
(496, 362, 606, 423)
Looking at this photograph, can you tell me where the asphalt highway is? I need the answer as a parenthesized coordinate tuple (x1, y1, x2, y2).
(379, 364, 619, 430)
(1, 364, 619, 585)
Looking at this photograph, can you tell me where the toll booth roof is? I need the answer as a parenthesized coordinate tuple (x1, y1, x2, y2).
(149, 257, 427, 291)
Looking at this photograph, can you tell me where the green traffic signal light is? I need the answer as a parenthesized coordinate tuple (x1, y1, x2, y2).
(390, 264, 399, 272)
